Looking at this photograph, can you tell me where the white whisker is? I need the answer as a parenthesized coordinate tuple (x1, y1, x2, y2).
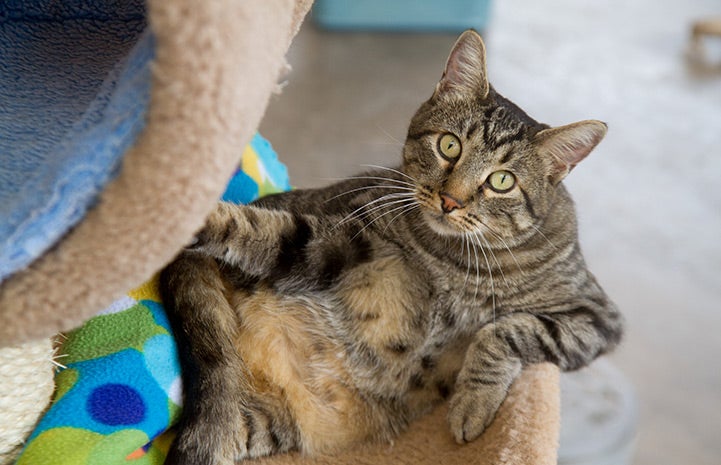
(490, 232, 524, 275)
(475, 231, 510, 291)
(452, 233, 471, 308)
(335, 192, 414, 228)
(374, 125, 405, 147)
(351, 199, 417, 240)
(531, 224, 558, 251)
(472, 215, 524, 276)
(51, 352, 69, 370)
(383, 203, 420, 233)
(473, 231, 496, 324)
(341, 193, 414, 224)
(468, 232, 482, 308)
(462, 233, 472, 289)
(360, 164, 417, 183)
(350, 195, 416, 223)
(334, 175, 416, 188)
(325, 184, 415, 203)
(369, 142, 406, 147)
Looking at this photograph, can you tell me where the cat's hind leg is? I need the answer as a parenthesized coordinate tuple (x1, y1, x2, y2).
(160, 253, 299, 464)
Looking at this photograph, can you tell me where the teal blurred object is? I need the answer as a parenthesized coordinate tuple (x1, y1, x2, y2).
(313, 0, 492, 32)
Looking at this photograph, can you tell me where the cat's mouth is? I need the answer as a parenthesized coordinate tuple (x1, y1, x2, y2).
(422, 210, 465, 236)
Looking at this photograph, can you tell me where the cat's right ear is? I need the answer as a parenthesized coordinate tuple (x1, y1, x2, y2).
(434, 30, 490, 100)
(534, 120, 608, 184)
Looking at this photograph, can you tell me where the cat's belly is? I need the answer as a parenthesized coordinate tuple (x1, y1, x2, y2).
(231, 289, 378, 454)
(227, 256, 471, 452)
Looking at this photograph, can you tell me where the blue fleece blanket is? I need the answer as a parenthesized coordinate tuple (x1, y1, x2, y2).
(0, 0, 149, 282)
(17, 134, 292, 465)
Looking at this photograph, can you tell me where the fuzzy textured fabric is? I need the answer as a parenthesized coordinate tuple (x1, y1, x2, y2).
(16, 138, 290, 465)
(16, 284, 181, 465)
(0, 339, 55, 464)
(0, 0, 149, 282)
(0, 0, 311, 345)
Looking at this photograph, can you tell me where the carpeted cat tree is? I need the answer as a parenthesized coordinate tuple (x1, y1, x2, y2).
(0, 1, 560, 464)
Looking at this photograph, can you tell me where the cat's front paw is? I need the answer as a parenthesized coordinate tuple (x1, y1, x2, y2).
(447, 383, 507, 444)
(186, 203, 234, 253)
(184, 234, 202, 250)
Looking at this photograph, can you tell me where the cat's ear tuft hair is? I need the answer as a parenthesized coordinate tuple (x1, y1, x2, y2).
(434, 30, 490, 100)
(534, 120, 607, 184)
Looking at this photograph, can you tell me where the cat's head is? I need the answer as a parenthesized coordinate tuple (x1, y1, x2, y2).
(403, 30, 606, 244)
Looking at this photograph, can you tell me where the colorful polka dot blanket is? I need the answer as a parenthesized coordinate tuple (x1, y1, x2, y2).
(17, 134, 291, 465)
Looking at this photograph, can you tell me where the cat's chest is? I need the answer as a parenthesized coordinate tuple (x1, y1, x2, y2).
(334, 254, 485, 354)
(331, 255, 472, 398)
(336, 255, 430, 347)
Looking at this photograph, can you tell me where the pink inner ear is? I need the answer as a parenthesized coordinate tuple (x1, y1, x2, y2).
(553, 138, 593, 168)
(437, 30, 489, 98)
(540, 121, 607, 170)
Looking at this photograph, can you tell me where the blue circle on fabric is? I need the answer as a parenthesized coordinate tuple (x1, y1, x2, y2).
(88, 383, 146, 426)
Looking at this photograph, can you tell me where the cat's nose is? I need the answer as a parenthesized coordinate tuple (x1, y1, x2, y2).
(440, 192, 464, 213)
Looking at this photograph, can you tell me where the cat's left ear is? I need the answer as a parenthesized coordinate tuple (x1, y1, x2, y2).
(534, 120, 607, 184)
(434, 29, 490, 100)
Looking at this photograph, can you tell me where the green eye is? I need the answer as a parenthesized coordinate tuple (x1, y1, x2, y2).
(438, 133, 462, 160)
(487, 170, 516, 193)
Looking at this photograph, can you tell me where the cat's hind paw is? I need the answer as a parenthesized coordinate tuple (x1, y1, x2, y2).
(236, 405, 279, 459)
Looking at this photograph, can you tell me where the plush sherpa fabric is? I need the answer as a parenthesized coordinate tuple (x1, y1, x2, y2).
(0, 0, 149, 283)
(16, 139, 290, 465)
(0, 0, 312, 345)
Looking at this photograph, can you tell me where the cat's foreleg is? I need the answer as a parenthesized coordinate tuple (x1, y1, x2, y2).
(190, 202, 313, 277)
(448, 302, 623, 443)
(190, 201, 370, 290)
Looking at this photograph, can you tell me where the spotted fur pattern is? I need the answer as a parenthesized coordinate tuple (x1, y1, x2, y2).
(159, 30, 623, 464)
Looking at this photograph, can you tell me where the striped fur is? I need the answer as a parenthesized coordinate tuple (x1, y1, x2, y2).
(159, 30, 622, 464)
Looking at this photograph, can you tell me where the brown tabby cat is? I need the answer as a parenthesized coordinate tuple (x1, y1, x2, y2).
(159, 30, 623, 465)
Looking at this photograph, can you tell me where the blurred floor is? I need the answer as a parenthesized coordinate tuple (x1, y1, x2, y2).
(260, 1, 721, 464)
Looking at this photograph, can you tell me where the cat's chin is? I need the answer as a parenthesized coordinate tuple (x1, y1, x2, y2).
(422, 211, 464, 237)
